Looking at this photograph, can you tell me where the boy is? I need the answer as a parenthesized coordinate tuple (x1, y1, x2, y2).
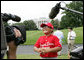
(34, 23, 62, 59)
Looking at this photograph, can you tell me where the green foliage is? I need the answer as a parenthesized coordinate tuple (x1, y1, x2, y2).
(12, 22, 25, 26)
(23, 20, 38, 30)
(51, 19, 60, 29)
(12, 20, 38, 30)
(60, 1, 83, 29)
(60, 15, 70, 29)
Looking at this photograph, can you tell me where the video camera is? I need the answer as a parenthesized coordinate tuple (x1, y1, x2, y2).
(1, 13, 26, 59)
(1, 13, 26, 45)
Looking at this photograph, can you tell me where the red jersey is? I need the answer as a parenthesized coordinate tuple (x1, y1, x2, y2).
(34, 34, 62, 57)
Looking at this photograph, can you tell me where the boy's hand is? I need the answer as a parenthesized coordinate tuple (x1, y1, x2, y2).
(38, 48, 42, 53)
(41, 47, 51, 54)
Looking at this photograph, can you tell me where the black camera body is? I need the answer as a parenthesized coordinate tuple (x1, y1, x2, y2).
(5, 25, 26, 46)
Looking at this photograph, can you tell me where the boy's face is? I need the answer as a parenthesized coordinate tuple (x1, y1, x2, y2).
(42, 26, 53, 35)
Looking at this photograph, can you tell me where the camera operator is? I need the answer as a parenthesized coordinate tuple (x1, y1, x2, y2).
(1, 13, 24, 59)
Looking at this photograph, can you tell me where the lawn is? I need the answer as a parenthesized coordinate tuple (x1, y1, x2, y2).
(4, 54, 69, 59)
(23, 27, 83, 45)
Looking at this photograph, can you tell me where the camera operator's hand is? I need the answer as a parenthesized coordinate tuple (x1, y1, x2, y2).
(13, 28, 21, 38)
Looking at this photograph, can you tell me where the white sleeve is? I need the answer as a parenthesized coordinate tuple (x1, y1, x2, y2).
(53, 32, 57, 36)
(70, 31, 76, 39)
(72, 31, 76, 37)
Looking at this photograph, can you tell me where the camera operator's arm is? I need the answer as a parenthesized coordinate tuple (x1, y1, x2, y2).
(13, 28, 22, 38)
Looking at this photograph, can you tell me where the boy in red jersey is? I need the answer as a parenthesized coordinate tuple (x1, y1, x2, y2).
(34, 22, 62, 59)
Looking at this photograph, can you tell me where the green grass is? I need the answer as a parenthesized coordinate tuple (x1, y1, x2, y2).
(4, 54, 69, 59)
(24, 30, 44, 45)
(22, 27, 83, 45)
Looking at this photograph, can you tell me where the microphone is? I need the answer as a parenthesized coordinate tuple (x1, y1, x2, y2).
(49, 2, 61, 19)
(49, 2, 83, 19)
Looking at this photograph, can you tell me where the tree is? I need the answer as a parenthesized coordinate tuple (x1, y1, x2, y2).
(23, 20, 38, 30)
(60, 1, 83, 29)
(12, 20, 38, 30)
(12, 22, 25, 26)
(60, 15, 70, 29)
(51, 19, 60, 29)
